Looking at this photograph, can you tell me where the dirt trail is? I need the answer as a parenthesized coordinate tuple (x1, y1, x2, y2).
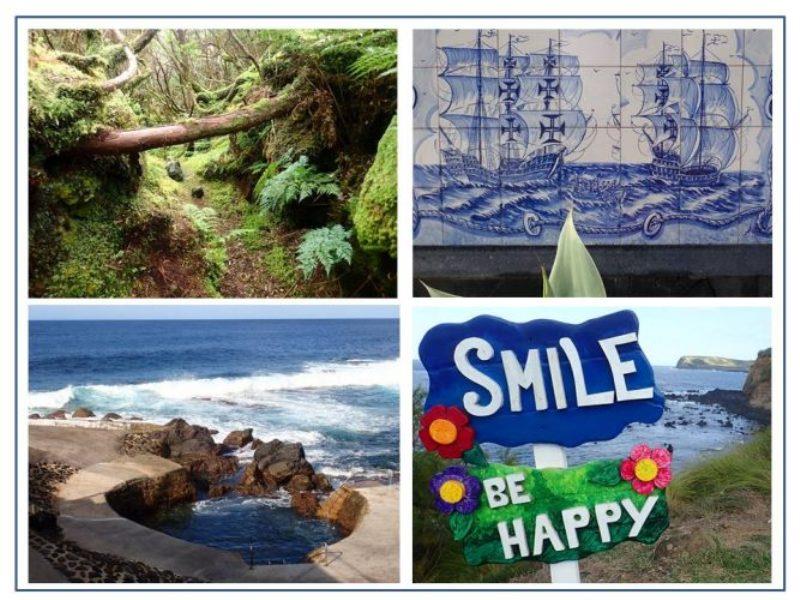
(148, 155, 337, 299)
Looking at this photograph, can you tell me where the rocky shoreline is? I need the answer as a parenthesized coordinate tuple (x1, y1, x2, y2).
(29, 412, 371, 583)
(665, 388, 771, 425)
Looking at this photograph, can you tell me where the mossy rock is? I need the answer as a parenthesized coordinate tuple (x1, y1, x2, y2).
(352, 115, 396, 257)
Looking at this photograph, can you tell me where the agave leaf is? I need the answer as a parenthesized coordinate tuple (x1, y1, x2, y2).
(421, 281, 461, 298)
(548, 210, 606, 297)
(541, 266, 554, 298)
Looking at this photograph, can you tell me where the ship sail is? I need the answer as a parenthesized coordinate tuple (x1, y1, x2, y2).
(441, 75, 500, 123)
(634, 36, 740, 178)
(437, 32, 590, 182)
(441, 47, 499, 75)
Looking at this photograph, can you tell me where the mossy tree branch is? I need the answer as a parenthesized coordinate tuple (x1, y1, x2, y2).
(100, 30, 138, 92)
(75, 92, 293, 155)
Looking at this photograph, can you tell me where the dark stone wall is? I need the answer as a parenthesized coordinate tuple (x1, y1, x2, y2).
(414, 245, 772, 297)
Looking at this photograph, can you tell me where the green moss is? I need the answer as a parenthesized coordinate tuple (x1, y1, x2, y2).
(351, 115, 396, 257)
(264, 245, 297, 287)
(38, 170, 102, 206)
(46, 220, 133, 298)
(28, 47, 139, 156)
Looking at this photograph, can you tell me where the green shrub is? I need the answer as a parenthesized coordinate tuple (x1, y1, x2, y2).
(352, 115, 396, 256)
(296, 225, 352, 279)
(668, 428, 771, 511)
(256, 155, 340, 217)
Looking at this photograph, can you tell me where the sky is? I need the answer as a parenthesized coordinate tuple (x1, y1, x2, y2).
(29, 304, 398, 321)
(412, 306, 771, 366)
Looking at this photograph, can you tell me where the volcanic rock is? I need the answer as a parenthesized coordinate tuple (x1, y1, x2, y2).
(45, 409, 67, 420)
(165, 160, 183, 181)
(208, 484, 232, 498)
(223, 428, 254, 449)
(287, 474, 313, 492)
(102, 412, 123, 421)
(743, 348, 771, 411)
(312, 474, 334, 492)
(254, 439, 314, 486)
(317, 486, 366, 534)
(72, 407, 95, 418)
(291, 491, 320, 517)
(236, 462, 277, 496)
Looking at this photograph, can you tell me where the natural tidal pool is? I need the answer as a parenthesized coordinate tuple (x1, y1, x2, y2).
(140, 491, 343, 565)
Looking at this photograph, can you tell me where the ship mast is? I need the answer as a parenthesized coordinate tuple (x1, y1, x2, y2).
(475, 29, 484, 166)
(659, 42, 666, 155)
(697, 30, 706, 167)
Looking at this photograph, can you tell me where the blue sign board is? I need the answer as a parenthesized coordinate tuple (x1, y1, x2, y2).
(419, 310, 665, 447)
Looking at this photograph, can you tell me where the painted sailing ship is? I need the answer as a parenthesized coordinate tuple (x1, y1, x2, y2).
(439, 32, 589, 186)
(634, 33, 741, 187)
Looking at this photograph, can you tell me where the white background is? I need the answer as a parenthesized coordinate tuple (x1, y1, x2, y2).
(1, 1, 794, 598)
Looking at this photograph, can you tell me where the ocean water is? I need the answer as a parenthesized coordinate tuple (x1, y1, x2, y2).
(413, 362, 757, 472)
(29, 319, 399, 563)
(414, 163, 771, 241)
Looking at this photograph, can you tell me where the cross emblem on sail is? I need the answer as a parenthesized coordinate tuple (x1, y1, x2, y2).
(439, 31, 589, 185)
(634, 34, 741, 186)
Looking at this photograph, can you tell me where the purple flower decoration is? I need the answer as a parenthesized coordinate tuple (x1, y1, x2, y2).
(429, 465, 481, 515)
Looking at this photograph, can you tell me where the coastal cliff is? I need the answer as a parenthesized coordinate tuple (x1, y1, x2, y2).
(743, 348, 772, 411)
(675, 355, 753, 372)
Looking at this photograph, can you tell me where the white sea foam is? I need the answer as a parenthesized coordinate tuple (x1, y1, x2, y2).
(27, 386, 75, 409)
(29, 359, 399, 411)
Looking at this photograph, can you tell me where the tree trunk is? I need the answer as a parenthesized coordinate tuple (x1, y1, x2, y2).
(76, 95, 286, 155)
(108, 29, 159, 68)
(100, 30, 138, 92)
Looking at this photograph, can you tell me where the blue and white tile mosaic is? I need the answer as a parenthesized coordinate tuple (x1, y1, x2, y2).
(412, 29, 773, 246)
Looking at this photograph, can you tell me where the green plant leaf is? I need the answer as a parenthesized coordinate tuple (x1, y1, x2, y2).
(462, 446, 488, 467)
(449, 512, 474, 541)
(548, 210, 606, 297)
(586, 460, 622, 487)
(541, 266, 554, 297)
(421, 281, 460, 297)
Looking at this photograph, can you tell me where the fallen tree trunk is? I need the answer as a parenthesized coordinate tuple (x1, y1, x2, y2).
(75, 94, 288, 155)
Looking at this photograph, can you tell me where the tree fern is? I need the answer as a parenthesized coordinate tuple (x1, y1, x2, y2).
(349, 45, 397, 80)
(256, 155, 340, 217)
(296, 225, 352, 279)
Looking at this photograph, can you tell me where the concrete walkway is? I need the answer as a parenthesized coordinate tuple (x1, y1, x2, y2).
(55, 454, 397, 583)
(308, 485, 399, 583)
(29, 422, 126, 468)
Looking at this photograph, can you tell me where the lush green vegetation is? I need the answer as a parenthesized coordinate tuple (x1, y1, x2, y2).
(28, 29, 396, 297)
(668, 428, 771, 511)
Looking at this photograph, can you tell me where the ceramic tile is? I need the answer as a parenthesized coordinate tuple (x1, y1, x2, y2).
(741, 64, 773, 128)
(742, 29, 772, 66)
(412, 29, 773, 247)
(413, 187, 443, 246)
(620, 29, 683, 66)
(560, 29, 622, 67)
(414, 67, 440, 129)
(681, 29, 744, 65)
(414, 29, 439, 68)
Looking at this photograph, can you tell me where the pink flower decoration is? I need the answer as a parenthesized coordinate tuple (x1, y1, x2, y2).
(620, 443, 672, 496)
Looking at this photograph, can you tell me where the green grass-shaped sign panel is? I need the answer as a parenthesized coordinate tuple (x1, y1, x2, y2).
(439, 460, 669, 565)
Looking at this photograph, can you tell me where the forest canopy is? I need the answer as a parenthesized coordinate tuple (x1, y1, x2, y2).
(28, 28, 397, 297)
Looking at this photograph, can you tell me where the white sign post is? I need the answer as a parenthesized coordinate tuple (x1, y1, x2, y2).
(532, 443, 581, 584)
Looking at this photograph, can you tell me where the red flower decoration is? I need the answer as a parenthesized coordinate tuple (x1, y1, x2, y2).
(419, 405, 475, 459)
(620, 443, 672, 495)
